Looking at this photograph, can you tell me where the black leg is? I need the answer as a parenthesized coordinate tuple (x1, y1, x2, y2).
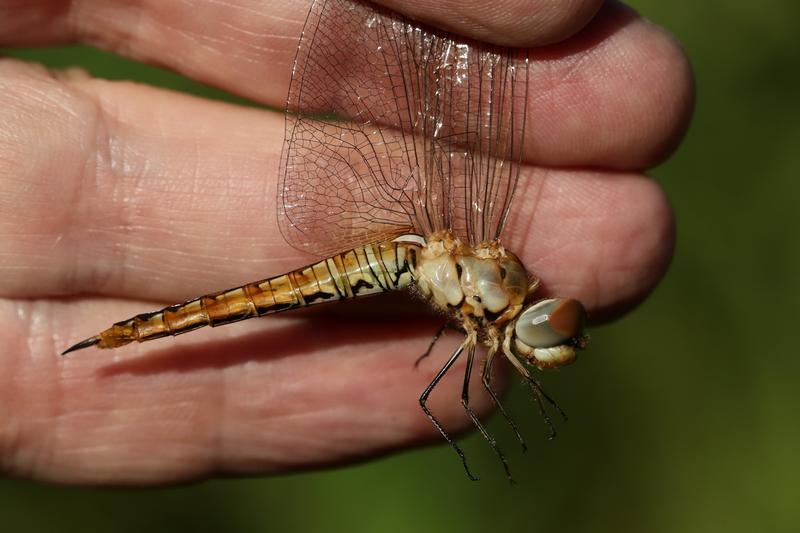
(461, 344, 514, 483)
(481, 349, 527, 452)
(524, 375, 568, 440)
(414, 323, 448, 368)
(500, 338, 568, 440)
(419, 341, 478, 481)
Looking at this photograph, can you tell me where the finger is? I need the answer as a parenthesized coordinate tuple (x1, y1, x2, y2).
(505, 168, 674, 323)
(1, 297, 501, 483)
(0, 62, 673, 320)
(373, 0, 603, 46)
(1, 0, 602, 49)
(1, 1, 693, 168)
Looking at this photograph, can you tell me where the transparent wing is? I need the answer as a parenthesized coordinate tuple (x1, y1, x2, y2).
(279, 0, 529, 256)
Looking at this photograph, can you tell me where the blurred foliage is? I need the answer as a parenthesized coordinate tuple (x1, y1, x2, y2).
(1, 0, 799, 531)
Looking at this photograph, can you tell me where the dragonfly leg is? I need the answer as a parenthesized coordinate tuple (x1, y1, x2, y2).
(414, 323, 448, 368)
(525, 278, 541, 302)
(461, 341, 514, 483)
(482, 340, 527, 452)
(418, 336, 478, 481)
(502, 324, 567, 439)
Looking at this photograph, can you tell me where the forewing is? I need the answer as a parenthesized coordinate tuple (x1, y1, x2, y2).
(279, 0, 529, 256)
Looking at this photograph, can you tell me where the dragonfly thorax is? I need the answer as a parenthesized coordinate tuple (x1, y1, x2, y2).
(402, 231, 588, 372)
(411, 231, 528, 326)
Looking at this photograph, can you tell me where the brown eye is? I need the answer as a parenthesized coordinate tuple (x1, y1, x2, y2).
(515, 298, 587, 348)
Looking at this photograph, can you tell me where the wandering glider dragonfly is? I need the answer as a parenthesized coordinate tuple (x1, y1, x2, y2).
(63, 0, 589, 480)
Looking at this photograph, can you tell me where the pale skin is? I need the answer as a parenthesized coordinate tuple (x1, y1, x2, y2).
(0, 0, 692, 484)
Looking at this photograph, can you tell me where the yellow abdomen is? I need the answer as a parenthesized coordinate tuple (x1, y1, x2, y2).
(63, 238, 421, 354)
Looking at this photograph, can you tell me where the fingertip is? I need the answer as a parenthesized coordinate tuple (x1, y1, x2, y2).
(518, 0, 605, 46)
(589, 174, 675, 322)
(524, 2, 696, 169)
(375, 0, 604, 47)
(507, 170, 675, 323)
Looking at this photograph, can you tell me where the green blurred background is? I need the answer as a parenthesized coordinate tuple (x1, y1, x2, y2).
(2, 0, 799, 531)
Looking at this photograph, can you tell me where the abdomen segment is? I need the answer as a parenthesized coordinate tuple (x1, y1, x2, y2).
(62, 239, 420, 354)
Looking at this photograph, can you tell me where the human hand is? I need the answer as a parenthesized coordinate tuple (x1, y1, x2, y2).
(0, 0, 691, 484)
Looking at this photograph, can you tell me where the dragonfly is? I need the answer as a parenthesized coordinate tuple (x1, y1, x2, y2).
(62, 0, 589, 480)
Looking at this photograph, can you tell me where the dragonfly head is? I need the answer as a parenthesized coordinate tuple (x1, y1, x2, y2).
(513, 298, 588, 370)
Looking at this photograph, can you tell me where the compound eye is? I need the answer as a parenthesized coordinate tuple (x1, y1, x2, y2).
(515, 298, 587, 349)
